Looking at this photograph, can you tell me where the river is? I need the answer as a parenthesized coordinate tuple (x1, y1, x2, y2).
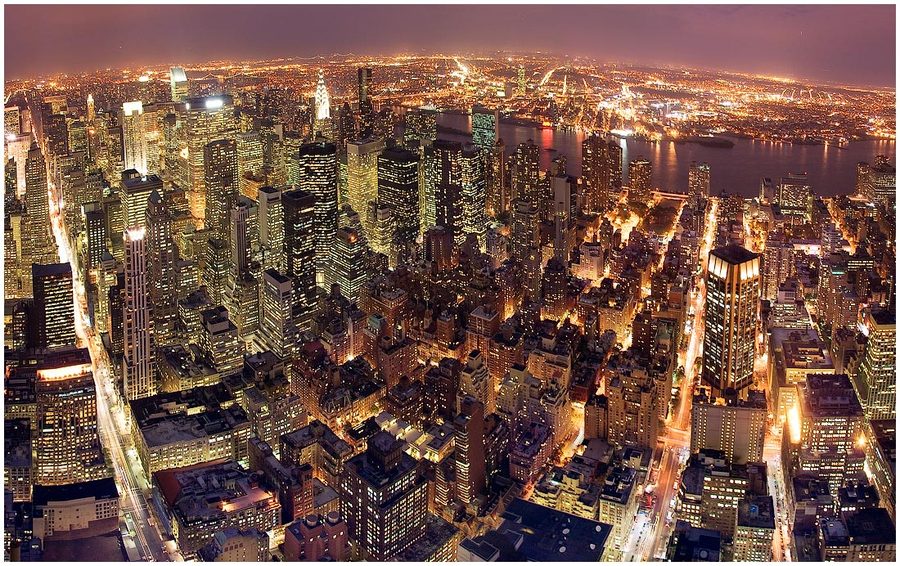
(429, 112, 895, 197)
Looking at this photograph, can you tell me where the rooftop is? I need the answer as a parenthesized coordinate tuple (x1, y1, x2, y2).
(710, 243, 759, 265)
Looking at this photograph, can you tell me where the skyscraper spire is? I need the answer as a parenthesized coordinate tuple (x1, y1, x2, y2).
(315, 69, 331, 121)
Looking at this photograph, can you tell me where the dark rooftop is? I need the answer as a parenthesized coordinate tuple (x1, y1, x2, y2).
(496, 498, 611, 562)
(711, 243, 759, 265)
(33, 477, 118, 507)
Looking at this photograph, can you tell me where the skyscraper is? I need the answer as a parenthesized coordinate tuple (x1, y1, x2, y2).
(121, 172, 162, 230)
(340, 431, 427, 560)
(145, 190, 178, 346)
(377, 145, 420, 241)
(471, 105, 499, 153)
(582, 133, 612, 213)
(702, 244, 761, 396)
(170, 66, 189, 101)
(259, 269, 296, 358)
(511, 139, 540, 204)
(357, 68, 375, 138)
(688, 161, 710, 202)
(460, 142, 487, 247)
(258, 186, 285, 273)
(121, 101, 148, 175)
(346, 137, 385, 240)
(328, 226, 369, 303)
(204, 138, 239, 241)
(314, 70, 331, 121)
(629, 157, 652, 203)
(298, 141, 338, 288)
(855, 307, 896, 421)
(283, 189, 317, 332)
(32, 263, 76, 350)
(123, 227, 156, 400)
(777, 173, 811, 220)
(24, 142, 55, 275)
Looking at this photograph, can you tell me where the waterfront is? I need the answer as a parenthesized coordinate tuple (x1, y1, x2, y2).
(435, 112, 896, 197)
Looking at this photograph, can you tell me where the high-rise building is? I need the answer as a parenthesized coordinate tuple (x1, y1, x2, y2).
(511, 139, 540, 204)
(403, 106, 437, 146)
(24, 142, 55, 272)
(32, 349, 108, 485)
(259, 269, 296, 358)
(377, 146, 420, 241)
(688, 161, 710, 202)
(629, 157, 652, 202)
(314, 69, 331, 121)
(123, 227, 156, 400)
(471, 106, 499, 153)
(169, 66, 189, 102)
(328, 226, 369, 303)
(460, 142, 486, 247)
(606, 358, 660, 450)
(702, 244, 761, 396)
(357, 68, 375, 138)
(454, 396, 487, 509)
(340, 431, 427, 560)
(298, 141, 338, 288)
(346, 137, 385, 240)
(258, 186, 284, 273)
(582, 133, 613, 213)
(282, 189, 317, 332)
(777, 173, 811, 220)
(204, 138, 238, 241)
(691, 390, 767, 464)
(485, 138, 507, 217)
(121, 172, 162, 230)
(121, 101, 148, 175)
(145, 190, 178, 346)
(855, 308, 896, 421)
(32, 263, 76, 350)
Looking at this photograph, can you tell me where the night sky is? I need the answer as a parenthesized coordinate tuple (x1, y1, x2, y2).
(4, 4, 896, 87)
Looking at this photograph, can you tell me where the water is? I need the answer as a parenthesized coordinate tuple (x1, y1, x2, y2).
(434, 112, 895, 197)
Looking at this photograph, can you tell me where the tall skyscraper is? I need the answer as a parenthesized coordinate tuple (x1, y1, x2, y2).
(340, 431, 427, 560)
(32, 263, 76, 350)
(454, 396, 487, 509)
(314, 70, 331, 121)
(403, 106, 437, 146)
(33, 349, 108, 485)
(169, 66, 189, 102)
(283, 189, 317, 332)
(471, 105, 499, 153)
(145, 190, 178, 346)
(855, 307, 896, 421)
(121, 101, 148, 175)
(511, 139, 540, 204)
(460, 142, 487, 247)
(258, 186, 285, 273)
(328, 226, 369, 303)
(259, 269, 296, 358)
(357, 68, 375, 138)
(24, 142, 55, 270)
(702, 244, 761, 396)
(204, 138, 239, 241)
(582, 133, 613, 213)
(777, 173, 811, 220)
(688, 161, 711, 202)
(485, 138, 507, 217)
(629, 157, 652, 203)
(121, 172, 162, 230)
(123, 227, 156, 400)
(346, 137, 385, 240)
(377, 146, 420, 241)
(298, 141, 338, 288)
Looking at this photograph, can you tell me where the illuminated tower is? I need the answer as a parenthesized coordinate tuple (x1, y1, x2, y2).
(328, 226, 369, 303)
(259, 269, 296, 358)
(471, 105, 499, 153)
(629, 157, 652, 203)
(33, 350, 108, 485)
(121, 172, 161, 230)
(204, 138, 239, 241)
(23, 142, 55, 280)
(404, 106, 438, 146)
(170, 66, 189, 102)
(855, 307, 896, 421)
(357, 68, 375, 138)
(32, 263, 76, 350)
(702, 244, 761, 396)
(123, 227, 156, 400)
(511, 139, 540, 203)
(283, 189, 317, 332)
(460, 142, 487, 247)
(346, 137, 385, 239)
(517, 65, 526, 96)
(86, 94, 95, 124)
(582, 133, 611, 213)
(377, 146, 420, 241)
(258, 186, 285, 274)
(688, 161, 710, 203)
(122, 101, 148, 175)
(314, 70, 331, 121)
(145, 190, 178, 346)
(298, 141, 338, 288)
(485, 138, 507, 217)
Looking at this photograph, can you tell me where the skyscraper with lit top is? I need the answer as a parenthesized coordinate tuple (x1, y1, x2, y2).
(298, 140, 338, 288)
(123, 227, 156, 400)
(283, 189, 317, 332)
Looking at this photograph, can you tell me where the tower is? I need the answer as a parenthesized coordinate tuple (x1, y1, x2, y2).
(298, 141, 338, 288)
(377, 146, 420, 242)
(855, 307, 896, 421)
(282, 189, 317, 332)
(123, 227, 156, 400)
(346, 137, 385, 239)
(629, 157, 652, 203)
(688, 161, 710, 203)
(32, 263, 76, 350)
(204, 138, 239, 241)
(121, 101, 148, 175)
(471, 105, 499, 153)
(258, 186, 285, 274)
(170, 66, 189, 102)
(702, 244, 761, 396)
(145, 190, 178, 346)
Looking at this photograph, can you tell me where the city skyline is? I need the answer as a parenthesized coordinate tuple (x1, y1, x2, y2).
(4, 4, 897, 87)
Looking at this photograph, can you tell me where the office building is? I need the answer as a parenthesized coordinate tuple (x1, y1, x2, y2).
(145, 190, 178, 345)
(203, 138, 238, 241)
(471, 105, 499, 153)
(691, 390, 767, 464)
(169, 66, 188, 102)
(346, 137, 385, 239)
(298, 141, 338, 287)
(258, 186, 285, 273)
(328, 226, 369, 303)
(733, 496, 775, 561)
(121, 101, 148, 174)
(32, 263, 76, 350)
(283, 189, 318, 331)
(378, 145, 420, 241)
(123, 227, 156, 400)
(702, 244, 760, 396)
(855, 307, 896, 421)
(121, 172, 161, 230)
(629, 157, 652, 202)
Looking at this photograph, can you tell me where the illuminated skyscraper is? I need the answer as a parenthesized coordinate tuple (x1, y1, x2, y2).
(86, 94, 95, 124)
(328, 226, 369, 303)
(460, 142, 487, 247)
(582, 133, 613, 213)
(123, 227, 156, 400)
(121, 172, 161, 230)
(777, 173, 811, 220)
(346, 137, 385, 239)
(121, 101, 148, 175)
(340, 431, 427, 560)
(170, 66, 189, 102)
(629, 157, 652, 203)
(257, 186, 284, 273)
(702, 244, 761, 396)
(314, 70, 331, 121)
(485, 138, 507, 217)
(688, 161, 710, 202)
(298, 141, 338, 287)
(259, 269, 296, 358)
(357, 68, 375, 138)
(403, 106, 437, 146)
(32, 263, 76, 350)
(283, 189, 317, 332)
(454, 396, 487, 509)
(517, 65, 527, 96)
(471, 105, 499, 153)
(855, 307, 896, 421)
(204, 138, 239, 241)
(32, 349, 108, 485)
(23, 143, 55, 283)
(377, 146, 420, 241)
(511, 139, 540, 203)
(145, 190, 178, 346)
